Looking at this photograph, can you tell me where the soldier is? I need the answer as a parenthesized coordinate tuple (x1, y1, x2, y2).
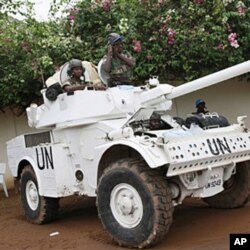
(62, 59, 87, 92)
(102, 33, 136, 87)
(193, 99, 209, 114)
(149, 112, 163, 130)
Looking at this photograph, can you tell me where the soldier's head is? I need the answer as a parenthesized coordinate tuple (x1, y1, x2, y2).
(195, 99, 206, 112)
(108, 33, 124, 53)
(149, 112, 162, 130)
(67, 59, 85, 78)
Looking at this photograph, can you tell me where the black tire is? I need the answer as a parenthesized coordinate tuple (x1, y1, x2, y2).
(97, 159, 173, 248)
(203, 161, 250, 208)
(20, 165, 59, 224)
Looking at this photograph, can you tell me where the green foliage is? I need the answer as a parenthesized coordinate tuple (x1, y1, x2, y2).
(0, 0, 250, 112)
(70, 0, 250, 81)
(0, 3, 83, 112)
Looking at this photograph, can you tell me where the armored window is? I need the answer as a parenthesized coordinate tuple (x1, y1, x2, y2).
(24, 131, 51, 147)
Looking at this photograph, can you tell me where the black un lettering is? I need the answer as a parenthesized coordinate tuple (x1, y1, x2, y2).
(207, 137, 231, 155)
(36, 147, 54, 170)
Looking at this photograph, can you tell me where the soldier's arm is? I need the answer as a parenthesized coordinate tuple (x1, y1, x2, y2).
(63, 85, 86, 92)
(103, 45, 113, 73)
(116, 52, 136, 68)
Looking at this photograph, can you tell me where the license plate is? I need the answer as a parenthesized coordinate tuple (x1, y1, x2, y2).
(201, 168, 224, 198)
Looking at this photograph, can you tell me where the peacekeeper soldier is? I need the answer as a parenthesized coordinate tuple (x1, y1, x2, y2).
(102, 33, 136, 87)
(62, 59, 89, 92)
(62, 59, 106, 92)
(45, 59, 106, 100)
(193, 99, 209, 115)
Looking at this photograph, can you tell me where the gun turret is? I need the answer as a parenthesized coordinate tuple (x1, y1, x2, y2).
(27, 60, 250, 129)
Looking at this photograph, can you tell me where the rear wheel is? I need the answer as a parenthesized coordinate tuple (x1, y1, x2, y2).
(203, 161, 250, 208)
(20, 165, 59, 224)
(97, 159, 173, 248)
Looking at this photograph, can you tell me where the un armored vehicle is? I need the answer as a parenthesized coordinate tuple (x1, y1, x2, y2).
(7, 60, 250, 248)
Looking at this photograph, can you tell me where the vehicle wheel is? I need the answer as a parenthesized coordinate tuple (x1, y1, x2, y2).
(97, 158, 173, 248)
(203, 161, 250, 208)
(20, 165, 59, 224)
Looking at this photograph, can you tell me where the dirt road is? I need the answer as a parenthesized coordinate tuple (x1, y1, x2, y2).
(1, 190, 249, 250)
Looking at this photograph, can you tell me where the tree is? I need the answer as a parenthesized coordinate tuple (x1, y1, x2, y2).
(70, 0, 250, 81)
(0, 0, 249, 113)
(0, 1, 83, 114)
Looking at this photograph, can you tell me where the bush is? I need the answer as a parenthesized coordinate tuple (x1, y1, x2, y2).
(0, 0, 249, 112)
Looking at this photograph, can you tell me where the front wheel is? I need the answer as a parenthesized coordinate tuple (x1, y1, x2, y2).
(20, 165, 59, 224)
(97, 159, 173, 248)
(203, 161, 250, 208)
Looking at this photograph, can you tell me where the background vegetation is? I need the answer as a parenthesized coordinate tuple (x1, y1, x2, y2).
(0, 0, 249, 114)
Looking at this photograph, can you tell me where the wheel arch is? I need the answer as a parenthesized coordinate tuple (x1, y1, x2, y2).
(97, 142, 164, 182)
(16, 157, 44, 195)
(98, 145, 140, 181)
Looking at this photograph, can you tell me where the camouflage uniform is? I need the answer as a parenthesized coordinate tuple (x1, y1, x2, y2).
(103, 33, 135, 87)
(103, 51, 134, 86)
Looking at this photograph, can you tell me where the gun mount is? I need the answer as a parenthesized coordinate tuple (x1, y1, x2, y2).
(26, 60, 250, 129)
(7, 60, 250, 249)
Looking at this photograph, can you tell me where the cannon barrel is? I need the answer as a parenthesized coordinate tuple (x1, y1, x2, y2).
(167, 60, 250, 100)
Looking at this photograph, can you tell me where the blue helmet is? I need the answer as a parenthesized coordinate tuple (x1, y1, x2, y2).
(108, 33, 124, 45)
(195, 99, 205, 107)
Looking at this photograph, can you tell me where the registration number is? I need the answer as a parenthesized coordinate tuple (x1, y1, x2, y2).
(205, 179, 222, 189)
(201, 168, 224, 197)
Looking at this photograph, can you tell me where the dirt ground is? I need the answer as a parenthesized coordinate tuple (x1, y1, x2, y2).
(0, 189, 249, 250)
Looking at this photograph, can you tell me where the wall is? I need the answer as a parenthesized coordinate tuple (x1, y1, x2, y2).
(0, 77, 249, 190)
(0, 110, 36, 188)
(171, 78, 250, 126)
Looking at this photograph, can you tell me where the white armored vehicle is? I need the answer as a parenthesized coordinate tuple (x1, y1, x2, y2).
(7, 61, 250, 248)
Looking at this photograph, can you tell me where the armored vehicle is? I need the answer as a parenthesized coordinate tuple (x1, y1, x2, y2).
(7, 60, 250, 248)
